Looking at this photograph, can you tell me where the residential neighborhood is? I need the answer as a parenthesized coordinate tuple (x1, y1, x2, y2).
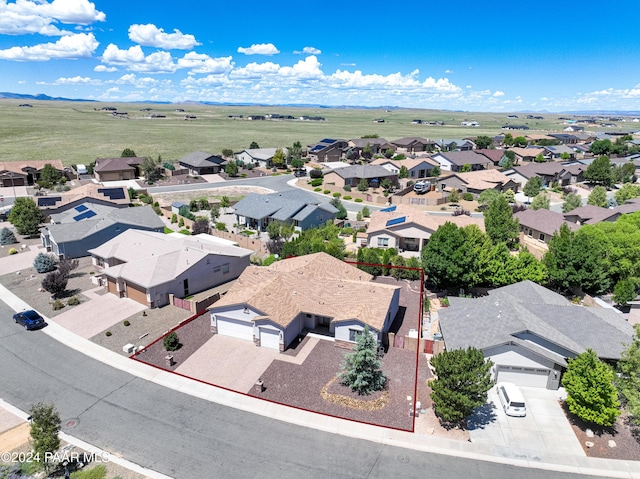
(2, 116, 640, 479)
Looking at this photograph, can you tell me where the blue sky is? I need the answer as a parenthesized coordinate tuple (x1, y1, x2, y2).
(1, 0, 639, 112)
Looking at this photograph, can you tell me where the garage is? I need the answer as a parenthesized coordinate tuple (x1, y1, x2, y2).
(216, 317, 253, 342)
(259, 328, 281, 350)
(495, 365, 550, 388)
(125, 281, 148, 306)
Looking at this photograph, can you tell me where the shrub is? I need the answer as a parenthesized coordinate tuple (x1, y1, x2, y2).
(215, 222, 227, 231)
(462, 192, 474, 201)
(178, 229, 191, 235)
(170, 213, 177, 224)
(314, 187, 322, 192)
(309, 178, 323, 187)
(52, 299, 65, 310)
(105, 331, 112, 337)
(310, 168, 323, 179)
(343, 185, 352, 192)
(0, 227, 17, 245)
(178, 217, 184, 227)
(67, 296, 80, 306)
(344, 196, 352, 200)
(163, 331, 180, 351)
(8, 247, 18, 255)
(262, 255, 277, 267)
(33, 252, 57, 273)
(332, 192, 341, 198)
(355, 198, 363, 203)
(323, 189, 330, 194)
(123, 320, 131, 326)
(70, 464, 107, 479)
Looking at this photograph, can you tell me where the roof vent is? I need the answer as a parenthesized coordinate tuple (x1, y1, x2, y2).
(243, 307, 250, 314)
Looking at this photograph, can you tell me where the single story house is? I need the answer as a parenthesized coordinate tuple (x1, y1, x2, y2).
(307, 138, 348, 163)
(0, 160, 67, 186)
(505, 162, 586, 188)
(438, 281, 634, 389)
(514, 208, 579, 245)
(430, 151, 492, 172)
(474, 149, 504, 167)
(347, 138, 395, 158)
(366, 205, 485, 254)
(36, 183, 130, 220)
(542, 145, 577, 160)
(390, 137, 436, 154)
(93, 157, 144, 182)
(235, 148, 288, 169)
(177, 151, 227, 175)
(548, 133, 580, 145)
(563, 199, 640, 225)
(370, 157, 438, 179)
(434, 139, 475, 152)
(507, 147, 547, 163)
(436, 169, 519, 196)
(323, 164, 398, 189)
(209, 252, 401, 351)
(233, 189, 338, 231)
(88, 230, 252, 308)
(41, 204, 165, 258)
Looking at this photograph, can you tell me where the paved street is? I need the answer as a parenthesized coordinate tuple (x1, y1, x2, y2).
(0, 301, 612, 479)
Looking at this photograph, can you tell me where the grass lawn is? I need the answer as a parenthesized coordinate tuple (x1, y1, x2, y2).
(0, 99, 576, 165)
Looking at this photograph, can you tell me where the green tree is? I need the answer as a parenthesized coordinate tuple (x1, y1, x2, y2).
(513, 136, 527, 147)
(357, 178, 369, 192)
(330, 197, 348, 220)
(502, 133, 514, 147)
(8, 197, 45, 236)
(421, 222, 469, 289)
(483, 195, 519, 248)
(249, 141, 260, 149)
(210, 206, 220, 223)
(474, 135, 493, 149)
(502, 189, 515, 204)
(41, 270, 68, 298)
(339, 325, 386, 395)
(192, 216, 211, 235)
(530, 192, 550, 210)
(477, 189, 501, 209)
(460, 163, 472, 173)
(163, 331, 180, 351)
(220, 196, 231, 213)
(616, 324, 640, 428)
(380, 178, 393, 192)
(589, 139, 612, 156)
(29, 402, 61, 473)
(430, 165, 441, 177)
(361, 206, 371, 218)
(534, 153, 546, 163)
(221, 148, 234, 158)
(33, 252, 57, 273)
(562, 349, 620, 427)
(612, 278, 637, 306)
(281, 222, 345, 259)
(225, 161, 239, 176)
(398, 165, 409, 179)
(430, 348, 493, 426)
(121, 148, 136, 157)
(362, 142, 373, 160)
(140, 156, 162, 182)
(585, 156, 613, 187)
(587, 185, 608, 207)
(39, 163, 62, 187)
(614, 183, 640, 205)
(523, 176, 542, 200)
(384, 148, 394, 158)
(499, 150, 515, 168)
(289, 141, 303, 168)
(562, 192, 582, 213)
(272, 148, 286, 168)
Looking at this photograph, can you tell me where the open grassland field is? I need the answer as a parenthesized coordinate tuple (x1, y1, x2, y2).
(0, 99, 591, 165)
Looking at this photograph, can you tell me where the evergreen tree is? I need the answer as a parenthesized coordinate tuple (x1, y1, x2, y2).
(585, 155, 613, 187)
(398, 165, 409, 179)
(121, 148, 136, 157)
(29, 402, 61, 473)
(0, 227, 17, 245)
(430, 347, 493, 426)
(39, 163, 62, 187)
(616, 324, 640, 428)
(523, 176, 542, 200)
(225, 161, 239, 176)
(587, 185, 608, 207)
(562, 192, 582, 213)
(483, 195, 519, 248)
(530, 192, 550, 210)
(339, 325, 386, 395)
(8, 197, 45, 236)
(330, 197, 348, 220)
(357, 178, 369, 192)
(33, 252, 57, 273)
(562, 349, 620, 427)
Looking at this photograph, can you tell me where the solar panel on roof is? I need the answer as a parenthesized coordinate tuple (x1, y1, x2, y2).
(320, 138, 336, 144)
(74, 204, 88, 212)
(97, 187, 126, 200)
(380, 205, 397, 212)
(73, 210, 97, 221)
(385, 216, 406, 227)
(37, 196, 62, 207)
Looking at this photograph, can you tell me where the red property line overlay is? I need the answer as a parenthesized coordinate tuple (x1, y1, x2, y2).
(130, 260, 425, 434)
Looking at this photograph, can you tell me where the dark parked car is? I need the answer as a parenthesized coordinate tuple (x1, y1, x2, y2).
(13, 310, 46, 330)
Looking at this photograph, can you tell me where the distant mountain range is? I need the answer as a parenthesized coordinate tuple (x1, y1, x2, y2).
(1, 91, 640, 115)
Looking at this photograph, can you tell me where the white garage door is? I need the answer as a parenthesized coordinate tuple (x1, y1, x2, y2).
(260, 328, 280, 350)
(217, 317, 253, 342)
(496, 365, 549, 388)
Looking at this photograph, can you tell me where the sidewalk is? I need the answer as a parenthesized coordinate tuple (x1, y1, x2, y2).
(1, 283, 639, 478)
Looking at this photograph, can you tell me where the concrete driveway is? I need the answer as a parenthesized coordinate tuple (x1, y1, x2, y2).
(0, 244, 46, 274)
(468, 386, 585, 461)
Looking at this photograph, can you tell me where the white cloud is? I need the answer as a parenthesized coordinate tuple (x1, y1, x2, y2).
(445, 69, 454, 74)
(278, 56, 323, 79)
(102, 44, 145, 64)
(232, 61, 280, 78)
(101, 44, 175, 73)
(493, 90, 505, 97)
(237, 43, 279, 55)
(94, 64, 117, 72)
(128, 24, 200, 50)
(0, 0, 105, 36)
(0, 32, 98, 60)
(177, 52, 233, 74)
(294, 46, 321, 55)
(52, 75, 98, 84)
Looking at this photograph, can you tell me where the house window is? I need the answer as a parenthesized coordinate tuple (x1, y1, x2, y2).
(222, 263, 230, 274)
(213, 266, 221, 273)
(349, 329, 362, 342)
(410, 171, 415, 177)
(539, 233, 545, 242)
(528, 229, 533, 237)
(377, 237, 389, 247)
(183, 278, 189, 296)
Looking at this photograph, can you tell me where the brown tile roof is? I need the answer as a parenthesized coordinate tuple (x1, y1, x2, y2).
(94, 157, 144, 172)
(514, 208, 579, 236)
(448, 169, 515, 191)
(214, 252, 399, 331)
(0, 160, 65, 174)
(474, 149, 504, 164)
(39, 183, 130, 209)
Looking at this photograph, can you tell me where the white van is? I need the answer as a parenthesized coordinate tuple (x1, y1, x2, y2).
(496, 382, 526, 417)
